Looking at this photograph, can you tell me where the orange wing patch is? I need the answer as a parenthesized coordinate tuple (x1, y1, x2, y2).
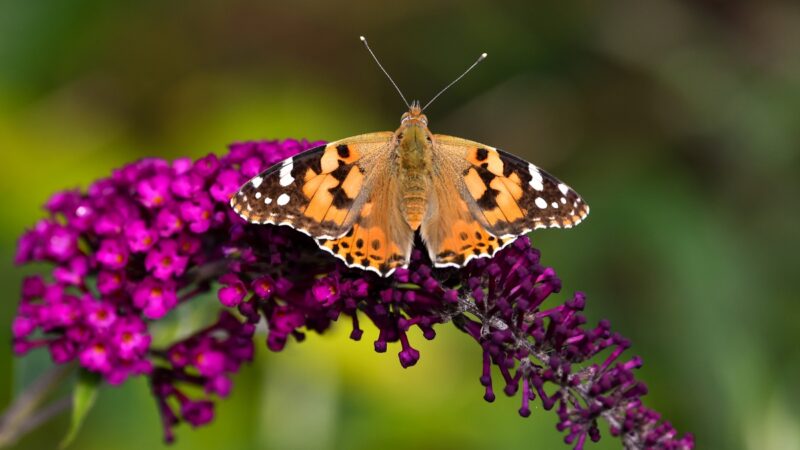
(430, 216, 510, 267)
(318, 223, 408, 275)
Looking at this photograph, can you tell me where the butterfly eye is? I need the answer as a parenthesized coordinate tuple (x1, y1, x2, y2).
(397, 133, 404, 140)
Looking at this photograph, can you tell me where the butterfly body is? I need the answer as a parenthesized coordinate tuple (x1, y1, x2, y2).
(396, 102, 433, 230)
(231, 102, 589, 277)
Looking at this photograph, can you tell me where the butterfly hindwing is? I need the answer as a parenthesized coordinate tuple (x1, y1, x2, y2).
(421, 172, 512, 268)
(316, 172, 414, 276)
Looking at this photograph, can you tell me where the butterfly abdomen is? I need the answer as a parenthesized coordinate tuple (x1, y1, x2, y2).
(398, 125, 433, 231)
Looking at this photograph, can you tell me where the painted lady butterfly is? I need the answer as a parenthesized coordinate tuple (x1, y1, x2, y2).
(230, 39, 589, 277)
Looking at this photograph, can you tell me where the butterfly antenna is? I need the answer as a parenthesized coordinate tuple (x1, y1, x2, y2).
(422, 52, 487, 111)
(360, 36, 410, 108)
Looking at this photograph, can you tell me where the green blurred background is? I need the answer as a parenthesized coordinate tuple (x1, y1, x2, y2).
(2, 0, 799, 449)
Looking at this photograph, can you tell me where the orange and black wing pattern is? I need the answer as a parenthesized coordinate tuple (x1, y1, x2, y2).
(231, 133, 414, 276)
(423, 135, 589, 267)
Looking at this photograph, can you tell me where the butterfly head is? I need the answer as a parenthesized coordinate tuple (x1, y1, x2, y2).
(400, 101, 429, 127)
(397, 101, 433, 148)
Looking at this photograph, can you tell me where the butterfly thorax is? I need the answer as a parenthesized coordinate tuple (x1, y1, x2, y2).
(396, 104, 433, 230)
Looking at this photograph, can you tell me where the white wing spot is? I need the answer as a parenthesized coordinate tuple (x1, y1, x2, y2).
(528, 164, 544, 191)
(265, 197, 272, 205)
(255, 192, 262, 199)
(277, 193, 290, 206)
(561, 197, 567, 204)
(551, 202, 559, 209)
(558, 183, 569, 195)
(535, 197, 548, 209)
(279, 159, 295, 187)
(251, 176, 263, 188)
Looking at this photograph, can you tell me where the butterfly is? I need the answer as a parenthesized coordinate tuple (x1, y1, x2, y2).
(230, 39, 588, 277)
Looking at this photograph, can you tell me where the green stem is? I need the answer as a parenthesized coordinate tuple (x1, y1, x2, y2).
(0, 363, 75, 448)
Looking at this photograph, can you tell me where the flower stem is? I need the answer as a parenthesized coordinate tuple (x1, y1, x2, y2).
(0, 363, 75, 448)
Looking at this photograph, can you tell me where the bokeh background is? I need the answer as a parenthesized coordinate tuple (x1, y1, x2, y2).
(2, 1, 799, 449)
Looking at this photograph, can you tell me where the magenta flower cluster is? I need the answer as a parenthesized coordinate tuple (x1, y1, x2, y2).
(12, 139, 693, 449)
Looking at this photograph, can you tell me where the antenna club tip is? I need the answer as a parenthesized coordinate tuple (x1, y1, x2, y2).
(481, 52, 488, 59)
(359, 36, 366, 41)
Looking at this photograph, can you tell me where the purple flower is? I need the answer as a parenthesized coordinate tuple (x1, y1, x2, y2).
(137, 175, 172, 208)
(53, 256, 89, 286)
(181, 399, 215, 427)
(311, 277, 339, 306)
(96, 239, 128, 269)
(12, 316, 35, 339)
(155, 208, 184, 237)
(251, 276, 274, 299)
(193, 348, 226, 377)
(209, 169, 241, 203)
(217, 274, 246, 307)
(79, 342, 112, 372)
(126, 220, 157, 252)
(97, 271, 125, 294)
(112, 319, 151, 360)
(179, 196, 214, 233)
(145, 240, 188, 280)
(86, 302, 117, 329)
(11, 139, 691, 449)
(133, 278, 178, 319)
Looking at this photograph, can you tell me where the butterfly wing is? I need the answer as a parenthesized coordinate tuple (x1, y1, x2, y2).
(315, 170, 414, 277)
(231, 132, 414, 276)
(422, 134, 589, 267)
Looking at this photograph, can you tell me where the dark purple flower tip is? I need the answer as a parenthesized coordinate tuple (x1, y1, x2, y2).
(205, 376, 233, 397)
(398, 346, 420, 368)
(180, 399, 215, 427)
(397, 333, 420, 368)
(484, 385, 496, 402)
